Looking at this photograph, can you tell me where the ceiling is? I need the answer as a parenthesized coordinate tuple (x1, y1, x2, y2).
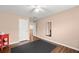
(0, 5, 77, 20)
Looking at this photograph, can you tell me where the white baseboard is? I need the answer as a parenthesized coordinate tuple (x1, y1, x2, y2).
(49, 40, 79, 51)
(36, 35, 79, 51)
(10, 41, 20, 45)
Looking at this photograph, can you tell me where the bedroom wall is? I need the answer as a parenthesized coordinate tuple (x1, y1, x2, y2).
(0, 12, 29, 44)
(36, 6, 79, 51)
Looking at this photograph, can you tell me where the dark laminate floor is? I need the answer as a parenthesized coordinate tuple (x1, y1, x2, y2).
(11, 39, 57, 53)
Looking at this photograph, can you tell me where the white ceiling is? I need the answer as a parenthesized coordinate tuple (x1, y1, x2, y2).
(0, 5, 77, 20)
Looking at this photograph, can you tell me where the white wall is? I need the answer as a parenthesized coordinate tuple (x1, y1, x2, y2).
(36, 6, 79, 51)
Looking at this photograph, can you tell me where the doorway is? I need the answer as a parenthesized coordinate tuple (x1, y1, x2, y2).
(19, 19, 30, 42)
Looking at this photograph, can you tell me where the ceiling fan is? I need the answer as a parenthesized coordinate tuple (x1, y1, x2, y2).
(30, 5, 47, 13)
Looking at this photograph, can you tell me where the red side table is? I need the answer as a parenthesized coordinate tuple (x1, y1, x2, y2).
(0, 34, 9, 52)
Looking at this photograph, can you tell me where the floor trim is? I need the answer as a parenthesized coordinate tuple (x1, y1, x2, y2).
(35, 35, 79, 51)
(10, 40, 30, 48)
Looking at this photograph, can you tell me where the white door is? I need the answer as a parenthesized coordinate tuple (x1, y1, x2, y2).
(33, 23, 37, 36)
(19, 19, 29, 41)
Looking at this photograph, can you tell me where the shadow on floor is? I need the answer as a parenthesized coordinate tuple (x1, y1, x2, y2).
(11, 39, 57, 53)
